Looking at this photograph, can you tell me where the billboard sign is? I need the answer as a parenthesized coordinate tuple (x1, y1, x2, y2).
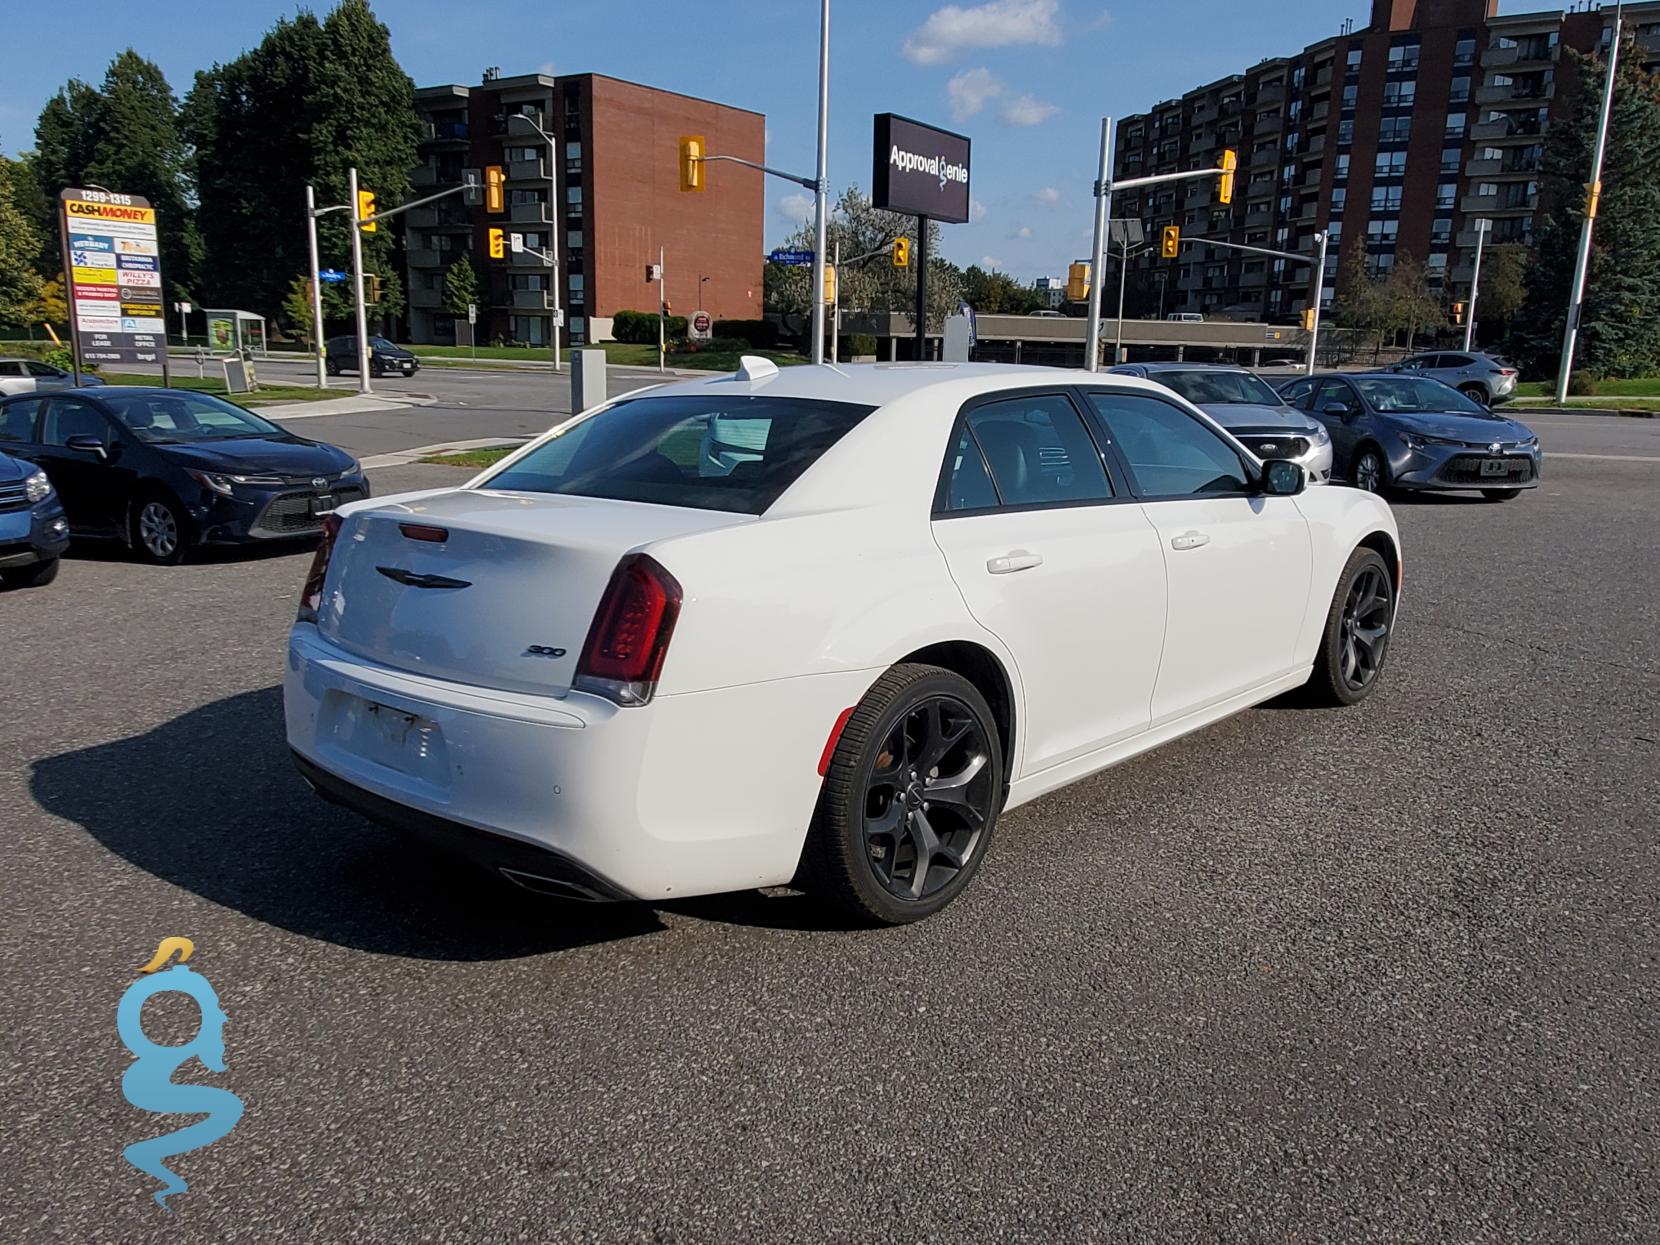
(871, 113, 971, 223)
(59, 189, 166, 366)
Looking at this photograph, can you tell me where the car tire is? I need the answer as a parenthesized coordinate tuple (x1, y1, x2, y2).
(1458, 383, 1490, 406)
(1306, 547, 1395, 707)
(1351, 444, 1388, 494)
(130, 493, 190, 565)
(800, 663, 1005, 926)
(325, 358, 340, 376)
(0, 557, 60, 589)
(1481, 488, 1520, 502)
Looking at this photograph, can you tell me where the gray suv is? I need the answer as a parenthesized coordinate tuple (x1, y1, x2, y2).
(1384, 352, 1518, 406)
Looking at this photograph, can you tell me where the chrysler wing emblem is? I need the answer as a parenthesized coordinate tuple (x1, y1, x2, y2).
(376, 566, 472, 590)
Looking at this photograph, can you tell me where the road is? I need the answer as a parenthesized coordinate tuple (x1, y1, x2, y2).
(1, 413, 1656, 1243)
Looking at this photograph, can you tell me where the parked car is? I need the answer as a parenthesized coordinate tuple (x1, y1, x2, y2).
(287, 360, 1401, 926)
(1165, 312, 1204, 323)
(1109, 362, 1333, 483)
(324, 336, 420, 378)
(0, 387, 368, 564)
(1383, 351, 1518, 405)
(0, 447, 70, 589)
(0, 358, 106, 397)
(1276, 372, 1540, 501)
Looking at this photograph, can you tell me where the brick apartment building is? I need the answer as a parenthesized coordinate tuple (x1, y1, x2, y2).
(404, 72, 764, 347)
(1111, 0, 1660, 326)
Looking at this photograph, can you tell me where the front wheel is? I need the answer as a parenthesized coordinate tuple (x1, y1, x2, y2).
(0, 557, 60, 589)
(131, 494, 189, 565)
(1306, 548, 1395, 706)
(1351, 446, 1387, 494)
(800, 664, 1004, 925)
(325, 358, 340, 376)
(1481, 488, 1520, 502)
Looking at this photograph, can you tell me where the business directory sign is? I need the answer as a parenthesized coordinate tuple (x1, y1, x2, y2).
(60, 188, 167, 367)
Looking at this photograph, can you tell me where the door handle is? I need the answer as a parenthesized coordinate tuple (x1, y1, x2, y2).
(986, 550, 1043, 575)
(1170, 531, 1211, 551)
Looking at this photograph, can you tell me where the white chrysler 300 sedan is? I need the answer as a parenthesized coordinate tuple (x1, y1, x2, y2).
(286, 360, 1401, 924)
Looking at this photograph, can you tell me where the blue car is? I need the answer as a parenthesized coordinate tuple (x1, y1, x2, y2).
(0, 387, 368, 564)
(0, 448, 70, 589)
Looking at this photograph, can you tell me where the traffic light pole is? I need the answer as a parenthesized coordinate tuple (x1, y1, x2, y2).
(1463, 218, 1489, 352)
(1178, 233, 1327, 373)
(510, 113, 563, 372)
(348, 167, 373, 395)
(305, 184, 328, 390)
(1556, 2, 1622, 404)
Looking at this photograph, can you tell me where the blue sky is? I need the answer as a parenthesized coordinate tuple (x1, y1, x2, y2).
(3, 0, 1435, 279)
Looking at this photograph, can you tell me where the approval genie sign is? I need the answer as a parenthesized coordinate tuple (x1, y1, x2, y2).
(872, 113, 971, 224)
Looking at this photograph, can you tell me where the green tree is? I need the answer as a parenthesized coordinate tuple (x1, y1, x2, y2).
(1333, 248, 1392, 360)
(1510, 36, 1660, 378)
(186, 0, 421, 326)
(0, 156, 46, 329)
(282, 275, 317, 346)
(442, 256, 480, 317)
(1381, 254, 1446, 351)
(961, 265, 1045, 314)
(1472, 244, 1526, 343)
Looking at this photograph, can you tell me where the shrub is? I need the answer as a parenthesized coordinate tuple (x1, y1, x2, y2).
(848, 333, 878, 357)
(712, 319, 780, 349)
(1566, 371, 1598, 397)
(612, 310, 657, 343)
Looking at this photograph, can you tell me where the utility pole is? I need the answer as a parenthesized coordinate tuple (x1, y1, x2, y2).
(1463, 218, 1489, 353)
(348, 166, 372, 395)
(833, 239, 841, 362)
(1112, 224, 1149, 365)
(658, 244, 666, 373)
(1084, 118, 1114, 373)
(1556, 2, 1623, 404)
(1306, 229, 1329, 376)
(305, 185, 328, 390)
(810, 0, 831, 364)
(509, 112, 563, 372)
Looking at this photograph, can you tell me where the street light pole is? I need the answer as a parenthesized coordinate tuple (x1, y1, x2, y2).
(347, 166, 372, 395)
(1306, 229, 1329, 376)
(305, 184, 328, 390)
(1084, 117, 1114, 372)
(1555, 2, 1623, 404)
(510, 113, 563, 372)
(810, 0, 830, 365)
(1463, 218, 1488, 353)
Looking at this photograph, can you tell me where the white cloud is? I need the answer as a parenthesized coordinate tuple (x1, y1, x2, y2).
(979, 255, 1004, 268)
(538, 61, 556, 75)
(776, 192, 813, 224)
(903, 0, 1062, 65)
(970, 198, 988, 222)
(1001, 93, 1059, 126)
(1088, 9, 1113, 30)
(1012, 225, 1033, 239)
(946, 67, 1004, 122)
(1034, 186, 1061, 206)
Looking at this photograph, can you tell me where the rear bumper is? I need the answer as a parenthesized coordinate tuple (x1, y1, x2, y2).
(283, 623, 875, 900)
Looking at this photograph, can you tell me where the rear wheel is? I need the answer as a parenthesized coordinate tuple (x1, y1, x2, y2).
(325, 358, 340, 376)
(131, 494, 189, 565)
(1481, 488, 1521, 502)
(1458, 383, 1490, 406)
(801, 664, 1004, 925)
(1306, 548, 1395, 706)
(1351, 445, 1387, 494)
(0, 557, 59, 589)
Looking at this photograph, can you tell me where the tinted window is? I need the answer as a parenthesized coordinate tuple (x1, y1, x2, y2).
(1086, 392, 1249, 496)
(1148, 369, 1284, 406)
(24, 361, 64, 377)
(42, 398, 112, 447)
(1313, 379, 1356, 411)
(1351, 376, 1489, 415)
(102, 393, 285, 442)
(1440, 354, 1473, 368)
(484, 394, 874, 515)
(0, 362, 25, 377)
(0, 398, 42, 442)
(963, 394, 1112, 507)
(1278, 378, 1317, 409)
(941, 425, 999, 512)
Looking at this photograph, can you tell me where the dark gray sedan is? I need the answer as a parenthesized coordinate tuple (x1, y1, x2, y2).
(1276, 372, 1540, 501)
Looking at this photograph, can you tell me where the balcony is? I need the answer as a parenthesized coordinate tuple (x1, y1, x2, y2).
(509, 249, 551, 268)
(1239, 267, 1267, 287)
(1472, 117, 1542, 142)
(1484, 45, 1555, 70)
(510, 202, 551, 225)
(1302, 166, 1323, 187)
(1464, 156, 1502, 177)
(1476, 81, 1553, 106)
(507, 157, 547, 183)
(1456, 228, 1490, 248)
(510, 290, 549, 311)
(1254, 82, 1286, 105)
(407, 206, 470, 230)
(1290, 199, 1319, 223)
(409, 287, 443, 308)
(405, 248, 444, 269)
(1461, 192, 1499, 213)
(420, 119, 469, 145)
(1299, 137, 1326, 160)
(1248, 177, 1275, 200)
(1249, 147, 1277, 169)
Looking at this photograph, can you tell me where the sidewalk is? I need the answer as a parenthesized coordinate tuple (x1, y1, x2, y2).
(250, 392, 437, 420)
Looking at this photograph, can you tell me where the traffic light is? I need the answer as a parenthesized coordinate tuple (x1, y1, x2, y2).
(679, 136, 706, 192)
(1452, 301, 1466, 326)
(1160, 225, 1181, 259)
(368, 274, 383, 304)
(1584, 179, 1601, 219)
(485, 165, 505, 214)
(1218, 149, 1238, 206)
(488, 227, 505, 260)
(1300, 308, 1316, 331)
(892, 237, 910, 268)
(357, 188, 377, 232)
(1066, 260, 1090, 302)
(823, 264, 836, 305)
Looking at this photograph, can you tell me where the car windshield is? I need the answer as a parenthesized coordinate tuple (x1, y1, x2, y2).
(102, 392, 285, 442)
(369, 337, 398, 350)
(483, 394, 875, 515)
(1352, 376, 1491, 416)
(1152, 370, 1284, 406)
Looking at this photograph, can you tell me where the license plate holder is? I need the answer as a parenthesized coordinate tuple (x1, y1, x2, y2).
(309, 494, 337, 516)
(1479, 457, 1510, 478)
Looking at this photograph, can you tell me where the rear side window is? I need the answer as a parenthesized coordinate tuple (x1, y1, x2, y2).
(957, 393, 1113, 508)
(0, 398, 41, 442)
(483, 394, 875, 515)
(1086, 391, 1249, 496)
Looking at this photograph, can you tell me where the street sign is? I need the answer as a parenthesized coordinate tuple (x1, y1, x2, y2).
(689, 310, 713, 342)
(872, 113, 972, 224)
(768, 249, 814, 266)
(318, 269, 348, 284)
(176, 301, 192, 315)
(467, 303, 477, 325)
(550, 308, 565, 328)
(60, 188, 166, 367)
(510, 233, 524, 253)
(646, 264, 663, 281)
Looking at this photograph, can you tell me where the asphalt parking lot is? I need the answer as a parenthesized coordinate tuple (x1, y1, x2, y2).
(2, 417, 1656, 1243)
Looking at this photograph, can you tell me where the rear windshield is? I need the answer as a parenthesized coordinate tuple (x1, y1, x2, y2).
(481, 393, 875, 514)
(1151, 370, 1284, 406)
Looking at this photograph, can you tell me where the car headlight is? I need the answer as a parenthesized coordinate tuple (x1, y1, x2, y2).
(1401, 432, 1460, 450)
(24, 470, 51, 503)
(342, 459, 361, 477)
(1306, 424, 1330, 446)
(187, 469, 285, 496)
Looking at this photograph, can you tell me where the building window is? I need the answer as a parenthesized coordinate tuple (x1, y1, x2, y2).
(1371, 253, 1396, 275)
(510, 314, 548, 345)
(510, 273, 549, 291)
(1337, 120, 1354, 146)
(509, 189, 545, 206)
(1330, 187, 1347, 213)
(1431, 218, 1453, 244)
(1379, 116, 1411, 142)
(422, 272, 444, 290)
(1445, 112, 1467, 137)
(568, 274, 584, 294)
(566, 186, 582, 207)
(1375, 150, 1408, 177)
(1436, 181, 1457, 209)
(1370, 184, 1403, 211)
(1450, 76, 1471, 103)
(1382, 80, 1416, 107)
(565, 141, 582, 161)
(568, 316, 585, 343)
(505, 145, 539, 163)
(1454, 36, 1477, 67)
(1386, 43, 1420, 73)
(1346, 48, 1362, 69)
(1334, 153, 1350, 180)
(428, 233, 454, 252)
(567, 230, 583, 249)
(1441, 146, 1462, 173)
(1366, 219, 1399, 244)
(1342, 84, 1358, 109)
(1426, 252, 1448, 270)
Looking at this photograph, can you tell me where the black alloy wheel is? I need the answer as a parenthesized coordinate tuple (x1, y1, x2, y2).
(801, 664, 1004, 925)
(1306, 547, 1395, 706)
(1352, 446, 1386, 494)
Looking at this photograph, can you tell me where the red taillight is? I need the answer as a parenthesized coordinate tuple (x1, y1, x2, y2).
(574, 554, 683, 705)
(296, 514, 343, 624)
(400, 523, 448, 543)
(1500, 369, 1518, 377)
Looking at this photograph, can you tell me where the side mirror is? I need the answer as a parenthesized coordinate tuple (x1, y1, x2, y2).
(64, 433, 107, 459)
(1260, 458, 1306, 497)
(1321, 401, 1353, 418)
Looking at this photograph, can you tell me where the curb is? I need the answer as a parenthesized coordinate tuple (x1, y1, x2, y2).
(1511, 403, 1658, 419)
(361, 437, 532, 470)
